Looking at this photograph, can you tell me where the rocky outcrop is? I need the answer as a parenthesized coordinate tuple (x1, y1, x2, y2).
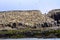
(0, 10, 55, 30)
(47, 9, 60, 25)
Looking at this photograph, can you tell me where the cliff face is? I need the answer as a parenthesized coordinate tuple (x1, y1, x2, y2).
(0, 10, 54, 30)
(47, 9, 60, 24)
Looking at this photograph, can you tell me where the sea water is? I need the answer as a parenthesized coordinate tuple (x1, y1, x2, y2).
(0, 38, 60, 40)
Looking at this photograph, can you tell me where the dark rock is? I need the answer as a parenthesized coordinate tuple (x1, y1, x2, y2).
(47, 9, 60, 25)
(24, 31, 34, 37)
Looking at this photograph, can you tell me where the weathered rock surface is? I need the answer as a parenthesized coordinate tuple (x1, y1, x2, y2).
(47, 9, 60, 25)
(0, 10, 54, 30)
